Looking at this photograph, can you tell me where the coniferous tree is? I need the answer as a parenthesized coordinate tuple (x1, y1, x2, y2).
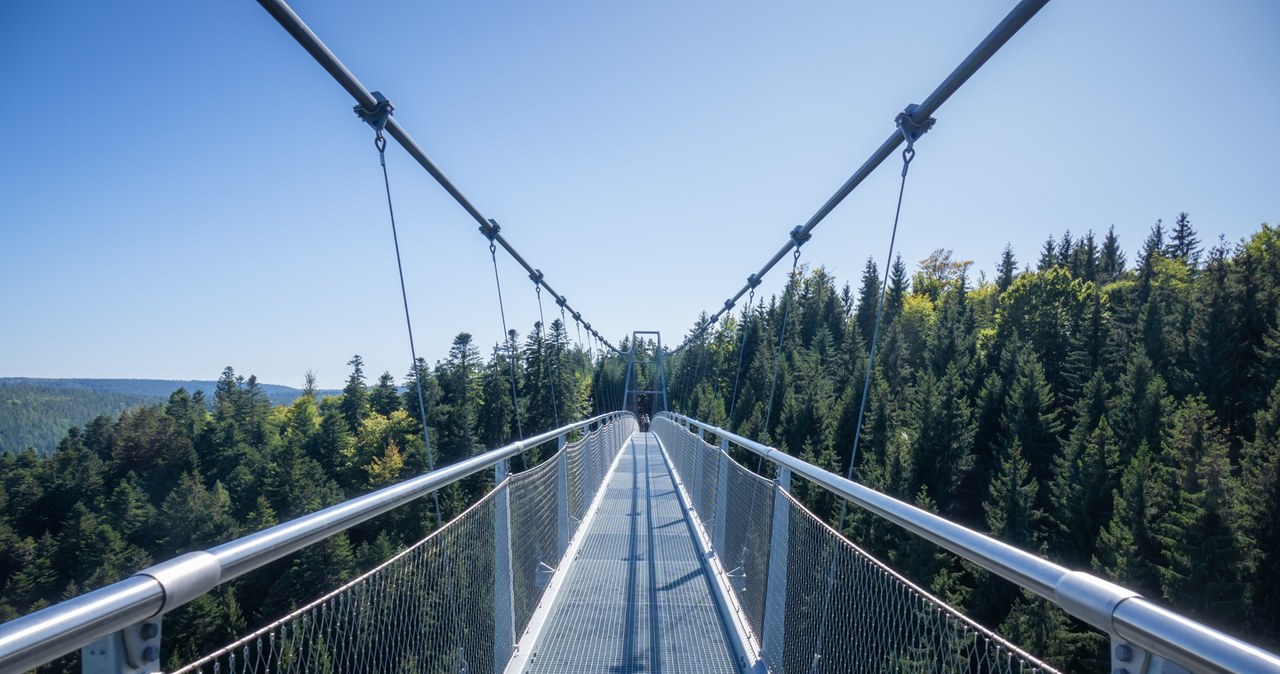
(339, 355, 369, 434)
(1037, 236, 1058, 271)
(369, 372, 400, 418)
(1100, 225, 1126, 282)
(1056, 231, 1074, 268)
(908, 364, 975, 512)
(1094, 443, 1162, 596)
(477, 343, 517, 448)
(1000, 346, 1063, 518)
(883, 255, 909, 330)
(996, 244, 1017, 292)
(1157, 397, 1253, 632)
(1243, 383, 1280, 642)
(1168, 211, 1200, 266)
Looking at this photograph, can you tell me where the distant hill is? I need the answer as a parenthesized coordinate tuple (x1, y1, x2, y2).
(0, 378, 340, 456)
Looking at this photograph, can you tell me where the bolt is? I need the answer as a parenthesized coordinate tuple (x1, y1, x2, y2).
(142, 645, 159, 663)
(1115, 644, 1133, 662)
(140, 622, 159, 639)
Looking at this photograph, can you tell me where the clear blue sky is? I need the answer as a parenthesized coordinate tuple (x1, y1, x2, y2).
(2, 1, 1276, 389)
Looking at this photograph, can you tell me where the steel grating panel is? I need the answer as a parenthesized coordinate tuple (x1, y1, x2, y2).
(525, 433, 739, 673)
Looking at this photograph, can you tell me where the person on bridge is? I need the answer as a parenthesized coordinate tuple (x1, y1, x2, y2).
(640, 413, 650, 432)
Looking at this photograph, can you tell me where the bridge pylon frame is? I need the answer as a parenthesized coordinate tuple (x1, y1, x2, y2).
(621, 331, 667, 416)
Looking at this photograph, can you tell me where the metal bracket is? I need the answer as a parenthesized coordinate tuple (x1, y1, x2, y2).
(894, 103, 936, 147)
(1110, 636, 1191, 674)
(529, 269, 544, 283)
(746, 273, 762, 289)
(789, 226, 812, 247)
(479, 218, 501, 241)
(81, 620, 162, 673)
(353, 91, 394, 133)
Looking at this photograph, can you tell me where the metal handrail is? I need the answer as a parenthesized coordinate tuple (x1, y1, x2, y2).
(659, 412, 1280, 674)
(0, 412, 632, 673)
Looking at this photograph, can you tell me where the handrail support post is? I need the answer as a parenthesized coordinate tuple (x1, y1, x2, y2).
(556, 433, 570, 556)
(494, 459, 515, 672)
(714, 438, 731, 554)
(762, 465, 791, 670)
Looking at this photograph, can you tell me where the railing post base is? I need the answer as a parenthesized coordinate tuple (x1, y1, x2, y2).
(81, 619, 162, 674)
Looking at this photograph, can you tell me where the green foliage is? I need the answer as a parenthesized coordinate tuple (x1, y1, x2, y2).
(4, 218, 1279, 668)
(0, 302, 604, 668)
(665, 220, 1280, 662)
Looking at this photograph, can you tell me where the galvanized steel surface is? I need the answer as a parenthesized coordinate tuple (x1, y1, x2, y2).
(526, 433, 738, 673)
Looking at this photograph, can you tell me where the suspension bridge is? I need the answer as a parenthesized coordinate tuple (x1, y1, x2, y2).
(2, 0, 1280, 672)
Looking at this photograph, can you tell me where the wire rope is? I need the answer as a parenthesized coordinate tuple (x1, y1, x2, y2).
(534, 284, 561, 428)
(811, 143, 918, 672)
(488, 240, 525, 441)
(727, 288, 755, 431)
(761, 247, 804, 448)
(369, 128, 467, 668)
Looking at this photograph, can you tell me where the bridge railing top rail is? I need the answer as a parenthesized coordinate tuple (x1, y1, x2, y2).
(659, 412, 1280, 674)
(0, 411, 632, 674)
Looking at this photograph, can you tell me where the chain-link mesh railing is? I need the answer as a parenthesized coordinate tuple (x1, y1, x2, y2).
(176, 416, 635, 674)
(174, 494, 497, 674)
(777, 490, 1054, 673)
(653, 417, 1057, 674)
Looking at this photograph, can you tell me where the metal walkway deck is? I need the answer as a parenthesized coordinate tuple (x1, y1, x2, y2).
(526, 432, 739, 673)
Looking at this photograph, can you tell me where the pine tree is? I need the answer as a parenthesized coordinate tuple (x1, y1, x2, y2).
(477, 343, 517, 448)
(1056, 231, 1074, 267)
(1000, 346, 1063, 518)
(1037, 236, 1058, 271)
(1108, 347, 1168, 464)
(1094, 443, 1162, 596)
(909, 365, 975, 512)
(1168, 211, 1200, 266)
(339, 355, 369, 433)
(369, 372, 400, 417)
(985, 441, 1041, 548)
(1070, 230, 1099, 281)
(1242, 382, 1280, 641)
(437, 333, 481, 463)
(1100, 225, 1126, 282)
(996, 243, 1017, 292)
(1157, 397, 1253, 632)
(883, 255, 909, 329)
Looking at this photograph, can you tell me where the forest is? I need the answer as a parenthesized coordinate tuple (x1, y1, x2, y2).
(665, 215, 1280, 668)
(1, 214, 1277, 671)
(0, 322, 619, 671)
